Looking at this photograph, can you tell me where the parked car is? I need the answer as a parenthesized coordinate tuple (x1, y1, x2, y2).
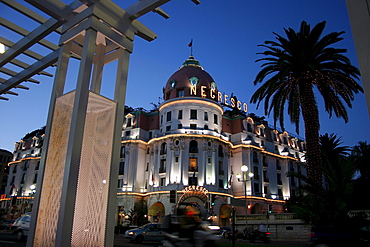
(124, 223, 164, 243)
(9, 212, 31, 240)
(0, 219, 15, 230)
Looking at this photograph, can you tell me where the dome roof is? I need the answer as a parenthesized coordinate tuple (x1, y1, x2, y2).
(163, 56, 218, 102)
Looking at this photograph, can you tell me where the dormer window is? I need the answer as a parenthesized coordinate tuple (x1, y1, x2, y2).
(126, 118, 132, 127)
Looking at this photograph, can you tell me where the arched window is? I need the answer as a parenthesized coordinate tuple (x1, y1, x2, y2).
(218, 145, 224, 157)
(189, 140, 198, 153)
(160, 142, 167, 155)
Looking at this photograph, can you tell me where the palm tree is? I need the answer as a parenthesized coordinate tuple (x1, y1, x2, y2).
(250, 21, 363, 186)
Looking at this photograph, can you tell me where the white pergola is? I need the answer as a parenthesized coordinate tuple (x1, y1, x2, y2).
(0, 1, 199, 246)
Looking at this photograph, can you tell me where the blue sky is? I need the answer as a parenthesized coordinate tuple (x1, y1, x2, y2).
(0, 0, 369, 152)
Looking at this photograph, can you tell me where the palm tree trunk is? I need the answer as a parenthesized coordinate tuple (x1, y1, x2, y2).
(299, 82, 323, 188)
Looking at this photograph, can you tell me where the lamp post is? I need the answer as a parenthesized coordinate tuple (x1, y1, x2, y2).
(236, 164, 254, 229)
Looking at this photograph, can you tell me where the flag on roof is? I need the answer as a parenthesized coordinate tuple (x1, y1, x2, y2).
(188, 39, 193, 47)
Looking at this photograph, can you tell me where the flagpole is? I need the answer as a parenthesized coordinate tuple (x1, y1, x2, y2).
(188, 39, 193, 56)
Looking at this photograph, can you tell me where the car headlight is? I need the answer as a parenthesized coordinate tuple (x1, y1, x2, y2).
(128, 232, 134, 236)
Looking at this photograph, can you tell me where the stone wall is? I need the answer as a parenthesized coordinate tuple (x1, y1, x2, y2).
(235, 213, 310, 242)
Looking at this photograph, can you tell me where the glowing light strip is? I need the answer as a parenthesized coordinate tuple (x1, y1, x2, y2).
(8, 156, 41, 166)
(115, 191, 286, 204)
(122, 135, 299, 161)
(159, 98, 223, 112)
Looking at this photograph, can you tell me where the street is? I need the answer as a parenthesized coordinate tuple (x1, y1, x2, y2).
(0, 233, 306, 247)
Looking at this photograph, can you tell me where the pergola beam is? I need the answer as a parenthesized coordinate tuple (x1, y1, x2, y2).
(0, 49, 59, 94)
(0, 17, 63, 68)
(0, 17, 59, 51)
(1, 0, 63, 34)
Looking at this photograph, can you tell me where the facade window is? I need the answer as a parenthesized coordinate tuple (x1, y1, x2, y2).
(146, 162, 149, 171)
(189, 157, 198, 171)
(218, 179, 224, 189)
(166, 126, 171, 132)
(253, 152, 258, 163)
(204, 124, 208, 130)
(119, 161, 124, 175)
(218, 145, 224, 157)
(33, 174, 38, 184)
(263, 170, 269, 182)
(218, 161, 224, 175)
(35, 161, 40, 170)
(149, 132, 152, 139)
(277, 173, 282, 185)
(13, 165, 17, 174)
(21, 174, 25, 184)
(276, 159, 281, 170)
(175, 156, 179, 163)
(160, 115, 163, 124)
(160, 178, 166, 187)
(263, 156, 267, 167)
(278, 188, 283, 199)
(178, 124, 182, 129)
(190, 124, 197, 130)
(177, 89, 184, 97)
(204, 112, 208, 121)
(254, 182, 260, 195)
(253, 166, 259, 180)
(125, 131, 131, 137)
(118, 179, 124, 188)
(189, 140, 198, 153)
(190, 109, 197, 119)
(120, 146, 125, 158)
(178, 110, 183, 119)
(214, 114, 218, 124)
(264, 186, 268, 196)
(189, 176, 197, 186)
(160, 142, 167, 155)
(159, 159, 166, 173)
(166, 111, 172, 122)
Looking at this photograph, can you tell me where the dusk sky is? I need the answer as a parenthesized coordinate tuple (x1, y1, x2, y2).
(1, 0, 369, 152)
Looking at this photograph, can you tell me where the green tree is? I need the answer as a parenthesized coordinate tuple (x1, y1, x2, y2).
(349, 141, 370, 209)
(286, 133, 356, 227)
(251, 21, 363, 186)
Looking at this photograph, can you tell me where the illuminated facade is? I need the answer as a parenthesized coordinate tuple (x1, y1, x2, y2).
(117, 56, 307, 226)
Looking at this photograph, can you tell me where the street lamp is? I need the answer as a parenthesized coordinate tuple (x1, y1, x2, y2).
(236, 164, 254, 229)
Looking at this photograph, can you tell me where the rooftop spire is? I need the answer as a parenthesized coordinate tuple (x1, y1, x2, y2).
(180, 55, 203, 69)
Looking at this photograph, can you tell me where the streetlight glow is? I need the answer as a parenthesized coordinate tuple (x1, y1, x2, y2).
(0, 43, 5, 54)
(241, 164, 248, 172)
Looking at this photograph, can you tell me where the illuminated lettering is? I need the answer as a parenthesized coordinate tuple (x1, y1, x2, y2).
(237, 101, 242, 110)
(201, 86, 207, 98)
(218, 92, 223, 102)
(210, 89, 216, 99)
(186, 84, 248, 113)
(231, 97, 236, 108)
(243, 103, 248, 112)
(190, 85, 196, 96)
(224, 94, 229, 105)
